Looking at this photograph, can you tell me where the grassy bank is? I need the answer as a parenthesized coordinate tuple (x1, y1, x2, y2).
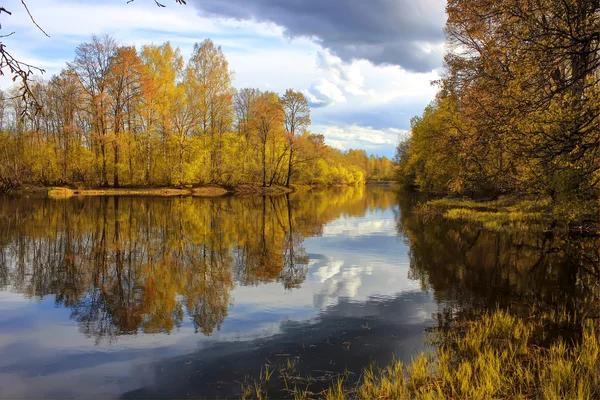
(243, 310, 600, 399)
(12, 184, 318, 199)
(415, 196, 599, 232)
(232, 184, 312, 196)
(45, 186, 229, 199)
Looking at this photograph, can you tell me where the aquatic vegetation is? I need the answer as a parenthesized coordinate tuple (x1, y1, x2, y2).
(244, 310, 600, 399)
(415, 196, 598, 231)
(338, 311, 599, 400)
(414, 197, 547, 231)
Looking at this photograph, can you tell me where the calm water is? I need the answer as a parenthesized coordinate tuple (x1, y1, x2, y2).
(0, 187, 597, 398)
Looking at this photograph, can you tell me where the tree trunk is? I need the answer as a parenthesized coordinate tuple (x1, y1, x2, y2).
(262, 139, 267, 187)
(286, 147, 293, 187)
(101, 142, 108, 187)
(145, 133, 151, 185)
(113, 143, 120, 188)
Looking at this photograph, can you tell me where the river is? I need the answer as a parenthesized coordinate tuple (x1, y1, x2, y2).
(0, 187, 597, 398)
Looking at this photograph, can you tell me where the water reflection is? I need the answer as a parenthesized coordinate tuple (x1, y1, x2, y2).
(0, 187, 597, 398)
(0, 187, 398, 342)
(396, 194, 600, 333)
(1, 187, 420, 398)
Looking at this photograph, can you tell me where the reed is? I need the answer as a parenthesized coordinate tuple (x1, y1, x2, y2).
(243, 310, 600, 399)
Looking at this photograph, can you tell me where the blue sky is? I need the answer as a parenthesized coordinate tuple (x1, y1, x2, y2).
(1, 0, 446, 158)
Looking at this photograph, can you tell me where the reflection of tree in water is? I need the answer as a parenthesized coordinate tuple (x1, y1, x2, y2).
(395, 194, 600, 335)
(0, 187, 397, 342)
(233, 195, 309, 289)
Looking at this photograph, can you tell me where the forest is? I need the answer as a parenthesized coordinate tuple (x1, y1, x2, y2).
(395, 0, 600, 202)
(0, 36, 394, 191)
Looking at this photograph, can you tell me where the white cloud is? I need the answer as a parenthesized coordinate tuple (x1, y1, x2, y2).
(313, 261, 370, 309)
(312, 124, 407, 154)
(322, 219, 397, 237)
(304, 78, 346, 107)
(316, 51, 366, 95)
(313, 260, 344, 283)
(4, 0, 282, 39)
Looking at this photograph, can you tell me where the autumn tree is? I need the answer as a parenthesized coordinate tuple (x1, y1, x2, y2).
(444, 0, 600, 197)
(0, 34, 384, 190)
(186, 39, 234, 183)
(397, 0, 600, 199)
(69, 34, 118, 186)
(281, 89, 310, 187)
(253, 92, 285, 187)
(45, 70, 87, 183)
(107, 46, 145, 187)
(233, 88, 261, 179)
(139, 42, 183, 185)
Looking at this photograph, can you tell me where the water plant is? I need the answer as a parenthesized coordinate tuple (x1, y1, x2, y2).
(243, 310, 600, 399)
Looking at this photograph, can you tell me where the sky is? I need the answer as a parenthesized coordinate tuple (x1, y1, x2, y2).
(1, 0, 447, 158)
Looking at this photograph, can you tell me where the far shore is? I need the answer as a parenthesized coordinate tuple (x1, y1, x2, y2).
(4, 182, 398, 199)
(9, 184, 315, 199)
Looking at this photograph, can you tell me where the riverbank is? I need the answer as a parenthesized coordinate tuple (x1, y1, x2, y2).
(414, 195, 599, 232)
(9, 184, 316, 199)
(242, 309, 600, 399)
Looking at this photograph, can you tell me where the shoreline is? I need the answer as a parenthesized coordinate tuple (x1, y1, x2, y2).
(413, 195, 599, 233)
(9, 184, 319, 199)
(5, 182, 394, 199)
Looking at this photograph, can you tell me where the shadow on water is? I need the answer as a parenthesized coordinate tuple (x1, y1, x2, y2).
(0, 187, 597, 398)
(120, 291, 434, 399)
(396, 194, 600, 343)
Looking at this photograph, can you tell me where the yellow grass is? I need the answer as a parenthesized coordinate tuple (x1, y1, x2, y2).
(244, 310, 600, 399)
(234, 184, 295, 196)
(416, 196, 553, 230)
(191, 186, 229, 197)
(47, 186, 229, 199)
(417, 195, 598, 229)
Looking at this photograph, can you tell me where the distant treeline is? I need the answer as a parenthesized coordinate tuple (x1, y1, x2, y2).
(0, 36, 394, 190)
(396, 0, 600, 201)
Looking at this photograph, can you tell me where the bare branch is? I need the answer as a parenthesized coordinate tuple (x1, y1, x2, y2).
(0, 42, 45, 116)
(127, 0, 186, 6)
(20, 0, 50, 38)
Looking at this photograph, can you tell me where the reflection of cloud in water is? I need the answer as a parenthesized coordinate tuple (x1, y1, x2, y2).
(223, 208, 416, 341)
(313, 259, 344, 283)
(119, 290, 438, 399)
(313, 258, 373, 309)
(0, 289, 34, 310)
(322, 217, 396, 237)
(0, 188, 422, 399)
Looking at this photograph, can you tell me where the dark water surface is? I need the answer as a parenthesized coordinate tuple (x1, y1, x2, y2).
(0, 187, 597, 399)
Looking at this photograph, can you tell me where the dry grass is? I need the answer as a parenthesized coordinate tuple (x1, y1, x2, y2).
(25, 183, 319, 199)
(48, 187, 194, 198)
(47, 187, 77, 199)
(416, 197, 553, 231)
(243, 310, 600, 399)
(46, 186, 233, 199)
(234, 184, 295, 196)
(417, 195, 599, 230)
(191, 186, 229, 197)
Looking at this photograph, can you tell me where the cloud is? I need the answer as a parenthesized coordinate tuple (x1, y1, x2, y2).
(188, 0, 446, 72)
(322, 219, 397, 237)
(313, 260, 371, 309)
(316, 51, 366, 95)
(312, 124, 408, 157)
(304, 78, 346, 107)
